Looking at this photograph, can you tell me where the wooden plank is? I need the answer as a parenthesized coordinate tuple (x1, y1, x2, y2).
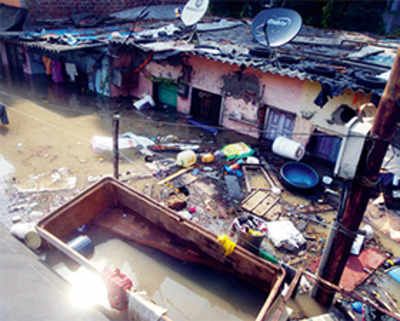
(95, 208, 232, 271)
(38, 180, 114, 240)
(157, 166, 194, 185)
(242, 190, 269, 212)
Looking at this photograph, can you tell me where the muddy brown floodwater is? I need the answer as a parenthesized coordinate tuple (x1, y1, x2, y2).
(0, 75, 268, 321)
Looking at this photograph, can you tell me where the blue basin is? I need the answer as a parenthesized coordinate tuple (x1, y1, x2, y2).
(280, 162, 320, 190)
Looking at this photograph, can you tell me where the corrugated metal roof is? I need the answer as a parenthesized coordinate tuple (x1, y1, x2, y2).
(22, 40, 105, 52)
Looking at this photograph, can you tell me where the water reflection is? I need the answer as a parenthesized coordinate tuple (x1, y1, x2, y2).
(46, 227, 266, 321)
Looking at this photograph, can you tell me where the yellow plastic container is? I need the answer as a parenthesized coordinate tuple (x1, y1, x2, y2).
(201, 153, 215, 163)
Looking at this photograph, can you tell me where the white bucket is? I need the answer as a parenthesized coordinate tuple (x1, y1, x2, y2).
(272, 136, 305, 161)
(10, 222, 42, 250)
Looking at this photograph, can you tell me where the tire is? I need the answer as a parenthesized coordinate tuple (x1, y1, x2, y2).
(304, 64, 336, 78)
(249, 47, 271, 58)
(277, 55, 300, 64)
(354, 70, 387, 89)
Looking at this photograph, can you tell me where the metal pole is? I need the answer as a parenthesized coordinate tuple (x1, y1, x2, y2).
(113, 112, 120, 179)
(313, 47, 400, 307)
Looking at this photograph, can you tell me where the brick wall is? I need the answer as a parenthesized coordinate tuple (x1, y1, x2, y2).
(24, 0, 186, 19)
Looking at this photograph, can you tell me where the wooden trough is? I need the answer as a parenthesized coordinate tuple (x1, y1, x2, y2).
(37, 177, 286, 321)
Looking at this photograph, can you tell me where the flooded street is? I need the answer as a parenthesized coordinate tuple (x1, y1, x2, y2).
(0, 74, 268, 321)
(2, 73, 400, 321)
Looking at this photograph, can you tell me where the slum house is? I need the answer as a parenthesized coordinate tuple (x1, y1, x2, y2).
(0, 4, 397, 169)
(108, 15, 395, 167)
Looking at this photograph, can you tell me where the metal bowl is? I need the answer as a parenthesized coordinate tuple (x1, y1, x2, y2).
(280, 162, 319, 190)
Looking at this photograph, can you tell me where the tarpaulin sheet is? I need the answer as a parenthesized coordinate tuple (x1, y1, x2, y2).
(308, 247, 386, 291)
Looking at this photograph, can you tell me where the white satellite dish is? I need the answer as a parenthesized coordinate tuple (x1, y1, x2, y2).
(181, 0, 209, 26)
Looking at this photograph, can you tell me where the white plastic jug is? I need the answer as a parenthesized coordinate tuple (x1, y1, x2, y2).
(176, 150, 197, 167)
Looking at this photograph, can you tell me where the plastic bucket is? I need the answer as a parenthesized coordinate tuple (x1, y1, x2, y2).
(238, 231, 265, 254)
(272, 136, 305, 161)
(10, 222, 42, 250)
(67, 235, 94, 258)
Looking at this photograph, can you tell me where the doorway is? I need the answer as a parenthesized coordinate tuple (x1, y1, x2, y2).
(154, 80, 178, 108)
(190, 88, 222, 126)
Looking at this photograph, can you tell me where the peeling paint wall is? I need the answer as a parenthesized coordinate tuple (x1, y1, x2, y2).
(188, 55, 239, 95)
(131, 53, 372, 143)
(130, 72, 152, 99)
(222, 96, 260, 138)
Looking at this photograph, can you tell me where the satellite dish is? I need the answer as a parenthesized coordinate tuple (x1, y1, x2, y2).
(251, 8, 302, 48)
(181, 0, 209, 26)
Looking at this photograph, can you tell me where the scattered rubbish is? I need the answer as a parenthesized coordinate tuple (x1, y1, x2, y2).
(29, 210, 45, 222)
(334, 299, 358, 321)
(360, 224, 374, 240)
(238, 229, 265, 254)
(222, 142, 254, 160)
(103, 267, 133, 311)
(387, 266, 400, 283)
(201, 152, 215, 163)
(177, 210, 192, 220)
(150, 143, 200, 153)
(224, 175, 243, 200)
(176, 150, 197, 167)
(242, 164, 281, 194)
(272, 136, 305, 161)
(166, 195, 187, 211)
(11, 215, 22, 224)
(350, 233, 365, 255)
(266, 220, 306, 252)
(159, 135, 179, 144)
(245, 156, 259, 164)
(259, 249, 279, 264)
(157, 166, 194, 185)
(322, 176, 333, 185)
(67, 234, 94, 258)
(133, 95, 155, 111)
(229, 215, 268, 254)
(217, 234, 237, 256)
(17, 168, 77, 193)
(10, 222, 42, 250)
(280, 162, 319, 190)
(91, 132, 155, 154)
(351, 301, 363, 313)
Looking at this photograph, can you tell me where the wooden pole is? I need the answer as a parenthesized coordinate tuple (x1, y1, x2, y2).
(313, 47, 400, 307)
(113, 112, 120, 179)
